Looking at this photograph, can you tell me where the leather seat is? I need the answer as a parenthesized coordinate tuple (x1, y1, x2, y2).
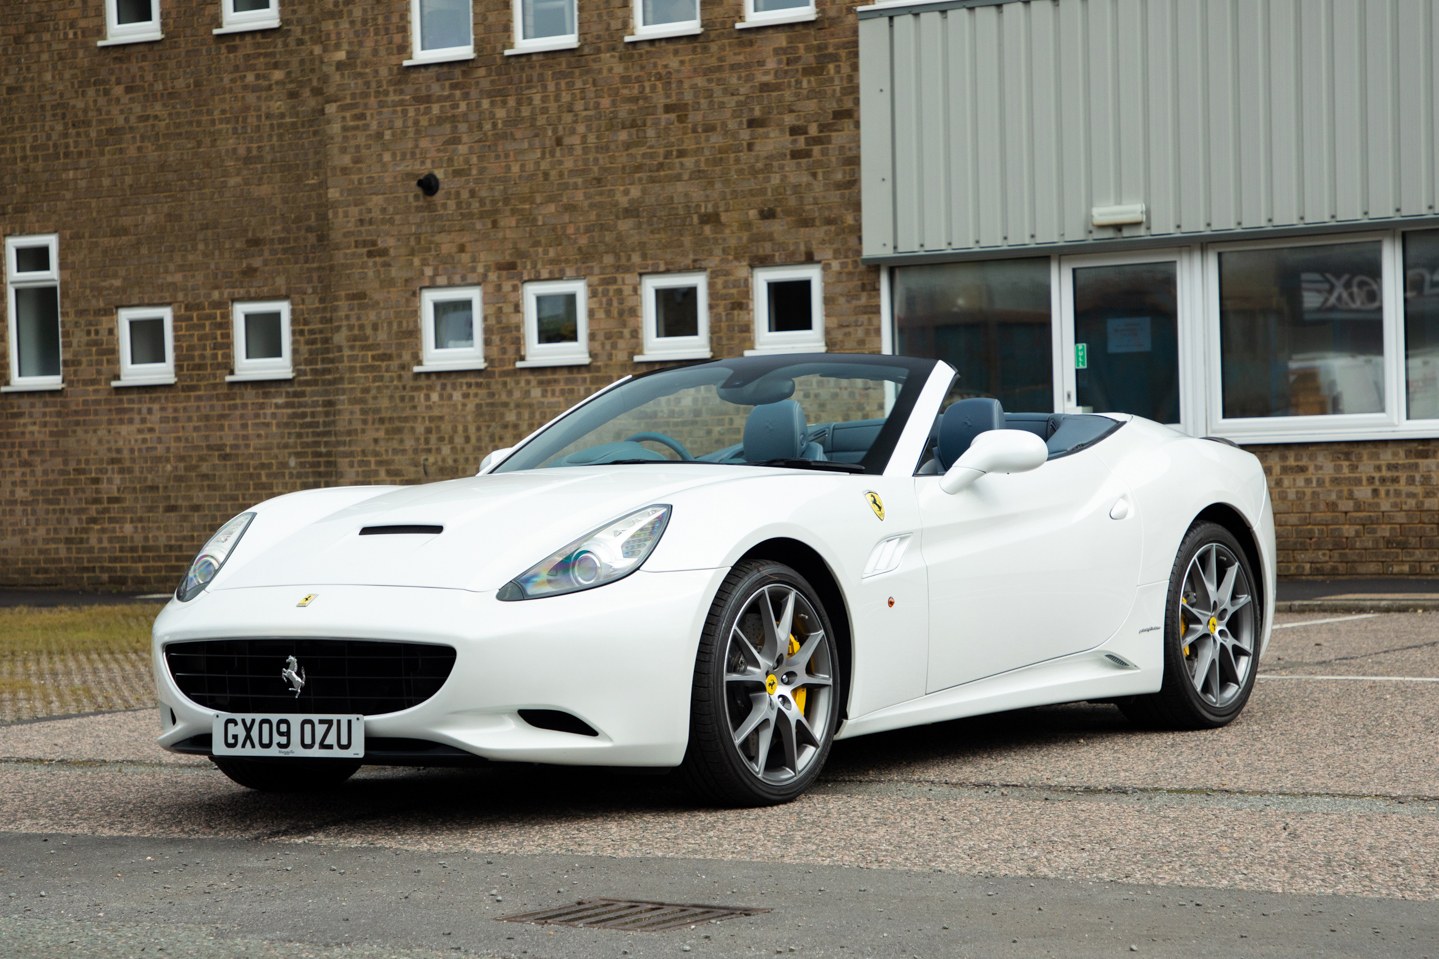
(937, 397, 1005, 470)
(743, 401, 825, 462)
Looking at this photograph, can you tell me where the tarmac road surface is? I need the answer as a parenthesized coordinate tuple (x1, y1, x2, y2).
(1, 611, 1437, 958)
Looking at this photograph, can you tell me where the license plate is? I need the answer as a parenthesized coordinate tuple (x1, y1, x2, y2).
(212, 713, 364, 759)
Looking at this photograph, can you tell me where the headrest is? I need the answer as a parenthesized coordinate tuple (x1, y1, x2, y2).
(937, 397, 1005, 470)
(744, 401, 808, 463)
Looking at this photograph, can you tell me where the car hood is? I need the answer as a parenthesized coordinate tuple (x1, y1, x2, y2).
(216, 465, 749, 593)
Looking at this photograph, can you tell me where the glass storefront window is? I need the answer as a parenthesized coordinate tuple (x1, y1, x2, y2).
(894, 258, 1052, 412)
(1404, 230, 1439, 420)
(1218, 242, 1385, 418)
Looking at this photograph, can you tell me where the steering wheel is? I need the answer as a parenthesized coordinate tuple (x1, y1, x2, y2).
(623, 432, 694, 461)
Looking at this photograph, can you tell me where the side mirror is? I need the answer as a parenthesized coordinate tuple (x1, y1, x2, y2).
(939, 429, 1048, 494)
(477, 447, 515, 475)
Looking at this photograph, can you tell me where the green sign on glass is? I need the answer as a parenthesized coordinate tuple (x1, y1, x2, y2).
(1075, 343, 1088, 369)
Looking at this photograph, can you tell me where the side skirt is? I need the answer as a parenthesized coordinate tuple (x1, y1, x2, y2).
(836, 580, 1167, 740)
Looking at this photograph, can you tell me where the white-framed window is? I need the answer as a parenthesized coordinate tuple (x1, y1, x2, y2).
(889, 225, 1439, 444)
(3, 234, 63, 393)
(1206, 233, 1396, 442)
(415, 286, 485, 373)
(636, 272, 710, 362)
(215, 0, 280, 34)
(736, 0, 814, 30)
(518, 279, 590, 368)
(226, 299, 293, 382)
(506, 0, 577, 55)
(113, 306, 175, 388)
(99, 0, 163, 46)
(406, 0, 474, 65)
(626, 0, 700, 42)
(747, 263, 825, 355)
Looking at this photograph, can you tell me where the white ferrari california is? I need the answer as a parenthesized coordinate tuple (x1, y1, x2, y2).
(152, 353, 1275, 805)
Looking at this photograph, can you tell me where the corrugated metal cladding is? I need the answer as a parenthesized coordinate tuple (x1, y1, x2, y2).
(860, 0, 1439, 259)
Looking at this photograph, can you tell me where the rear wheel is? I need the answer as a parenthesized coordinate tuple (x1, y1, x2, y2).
(679, 560, 841, 807)
(1119, 521, 1260, 730)
(211, 756, 361, 792)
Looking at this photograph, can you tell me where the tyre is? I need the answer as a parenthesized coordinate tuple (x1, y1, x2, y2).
(679, 560, 841, 806)
(211, 756, 362, 792)
(1119, 521, 1260, 730)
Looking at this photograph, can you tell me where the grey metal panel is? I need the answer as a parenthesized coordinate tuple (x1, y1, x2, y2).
(1028, 0, 1061, 244)
(859, 17, 895, 258)
(861, 0, 1439, 257)
(1396, 0, 1431, 216)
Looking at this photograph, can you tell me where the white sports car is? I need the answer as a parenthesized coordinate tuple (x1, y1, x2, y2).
(153, 353, 1275, 805)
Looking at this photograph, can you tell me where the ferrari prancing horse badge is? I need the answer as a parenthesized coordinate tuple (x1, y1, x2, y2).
(865, 491, 884, 521)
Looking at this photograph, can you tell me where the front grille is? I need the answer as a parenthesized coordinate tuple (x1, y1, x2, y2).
(165, 639, 456, 716)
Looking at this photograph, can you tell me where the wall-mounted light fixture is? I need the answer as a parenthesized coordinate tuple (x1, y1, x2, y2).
(1091, 203, 1146, 227)
(417, 173, 440, 197)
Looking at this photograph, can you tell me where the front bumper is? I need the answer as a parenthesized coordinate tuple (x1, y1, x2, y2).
(152, 567, 727, 767)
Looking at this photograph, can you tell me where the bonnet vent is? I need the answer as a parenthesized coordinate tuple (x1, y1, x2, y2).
(358, 525, 443, 536)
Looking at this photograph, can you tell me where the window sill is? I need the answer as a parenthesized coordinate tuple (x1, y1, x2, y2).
(97, 32, 164, 46)
(112, 376, 177, 388)
(1, 381, 64, 393)
(744, 343, 826, 356)
(735, 10, 817, 29)
(214, 20, 282, 35)
(515, 356, 592, 368)
(403, 48, 476, 67)
(413, 361, 488, 374)
(225, 371, 294, 383)
(625, 24, 703, 42)
(504, 38, 579, 56)
(634, 349, 713, 363)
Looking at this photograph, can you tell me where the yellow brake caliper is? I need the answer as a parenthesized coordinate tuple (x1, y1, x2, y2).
(1180, 597, 1191, 658)
(787, 635, 807, 715)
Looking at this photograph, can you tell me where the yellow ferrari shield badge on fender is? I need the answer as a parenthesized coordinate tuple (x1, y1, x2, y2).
(865, 491, 885, 521)
(297, 594, 317, 608)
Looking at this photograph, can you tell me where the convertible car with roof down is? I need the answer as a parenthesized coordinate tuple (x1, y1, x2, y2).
(153, 353, 1275, 805)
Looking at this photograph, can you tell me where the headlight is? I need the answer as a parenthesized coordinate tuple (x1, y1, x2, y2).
(176, 512, 255, 602)
(497, 505, 671, 601)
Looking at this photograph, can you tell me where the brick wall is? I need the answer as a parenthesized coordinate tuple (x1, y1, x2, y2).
(1, 0, 876, 590)
(1250, 441, 1439, 577)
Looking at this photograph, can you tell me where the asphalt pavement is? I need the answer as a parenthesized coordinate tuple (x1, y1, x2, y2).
(1, 611, 1437, 957)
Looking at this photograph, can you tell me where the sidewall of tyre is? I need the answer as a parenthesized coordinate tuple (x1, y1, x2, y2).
(679, 560, 842, 807)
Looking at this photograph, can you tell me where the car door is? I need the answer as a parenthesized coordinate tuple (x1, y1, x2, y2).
(918, 445, 1141, 693)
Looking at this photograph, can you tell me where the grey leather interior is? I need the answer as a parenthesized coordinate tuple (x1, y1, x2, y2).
(744, 401, 826, 462)
(937, 397, 1006, 470)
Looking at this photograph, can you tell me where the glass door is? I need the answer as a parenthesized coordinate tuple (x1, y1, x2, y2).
(1059, 250, 1195, 428)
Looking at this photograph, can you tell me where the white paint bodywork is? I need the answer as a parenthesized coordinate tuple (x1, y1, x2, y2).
(153, 360, 1276, 767)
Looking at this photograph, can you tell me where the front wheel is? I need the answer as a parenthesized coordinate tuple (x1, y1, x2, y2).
(679, 560, 841, 806)
(211, 756, 362, 792)
(1119, 521, 1260, 730)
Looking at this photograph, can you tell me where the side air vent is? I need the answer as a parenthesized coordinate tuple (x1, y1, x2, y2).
(519, 709, 600, 737)
(359, 525, 443, 536)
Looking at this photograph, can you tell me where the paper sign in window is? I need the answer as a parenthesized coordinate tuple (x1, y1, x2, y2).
(1107, 317, 1151, 353)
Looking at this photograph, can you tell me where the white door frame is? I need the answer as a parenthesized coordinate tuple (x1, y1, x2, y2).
(1056, 247, 1205, 435)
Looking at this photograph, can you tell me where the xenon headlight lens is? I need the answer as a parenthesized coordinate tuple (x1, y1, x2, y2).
(497, 505, 671, 601)
(176, 512, 255, 602)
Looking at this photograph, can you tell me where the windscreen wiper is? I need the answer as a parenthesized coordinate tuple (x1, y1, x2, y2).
(748, 458, 867, 473)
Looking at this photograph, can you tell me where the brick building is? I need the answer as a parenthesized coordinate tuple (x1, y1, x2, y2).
(4, 0, 1439, 591)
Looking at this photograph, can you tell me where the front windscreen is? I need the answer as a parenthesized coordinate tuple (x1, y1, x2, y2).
(494, 355, 934, 475)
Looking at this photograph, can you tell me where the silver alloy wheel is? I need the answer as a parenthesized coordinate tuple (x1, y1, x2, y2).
(722, 583, 834, 784)
(1178, 542, 1256, 708)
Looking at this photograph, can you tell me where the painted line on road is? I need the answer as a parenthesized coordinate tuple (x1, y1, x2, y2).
(1258, 674, 1439, 683)
(1273, 614, 1379, 629)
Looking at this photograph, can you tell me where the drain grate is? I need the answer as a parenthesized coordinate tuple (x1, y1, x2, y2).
(497, 898, 769, 932)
